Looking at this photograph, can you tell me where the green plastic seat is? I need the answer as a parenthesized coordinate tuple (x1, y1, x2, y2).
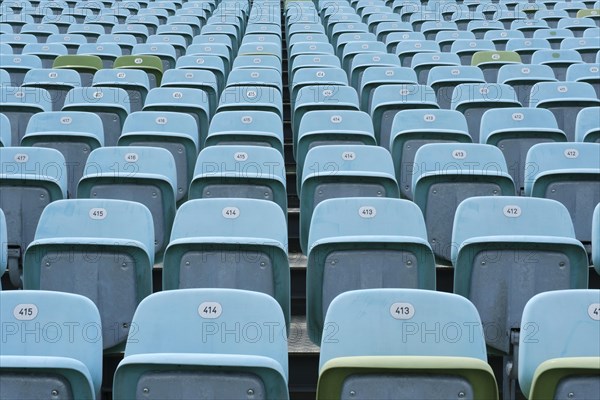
(52, 55, 103, 86)
(471, 51, 522, 82)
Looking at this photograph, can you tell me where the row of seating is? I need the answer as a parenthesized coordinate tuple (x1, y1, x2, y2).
(1, 287, 598, 399)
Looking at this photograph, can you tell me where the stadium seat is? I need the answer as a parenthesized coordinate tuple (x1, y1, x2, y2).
(92, 69, 149, 113)
(576, 107, 600, 143)
(497, 64, 557, 107)
(396, 40, 440, 68)
(485, 30, 524, 51)
(533, 28, 575, 50)
(290, 67, 348, 107)
(413, 143, 515, 262)
(96, 33, 137, 56)
(0, 53, 42, 85)
(112, 24, 149, 44)
(23, 199, 154, 351)
(469, 20, 505, 39)
(20, 23, 59, 43)
(0, 33, 36, 54)
(350, 53, 401, 90)
(561, 36, 600, 62)
(299, 145, 399, 254)
(480, 108, 567, 194)
(531, 49, 583, 81)
(21, 111, 104, 198)
(0, 209, 6, 280)
(390, 109, 472, 200)
(21, 68, 81, 111)
(505, 38, 552, 64)
(524, 142, 600, 250)
(119, 111, 198, 204)
(0, 291, 102, 399)
(0, 147, 67, 288)
(67, 23, 104, 43)
(594, 204, 600, 274)
(113, 55, 163, 88)
(411, 52, 461, 85)
(112, 289, 289, 400)
(205, 110, 284, 154)
(317, 289, 498, 399)
(162, 198, 290, 327)
(530, 82, 600, 141)
(451, 83, 521, 143)
(511, 19, 550, 38)
(558, 16, 596, 37)
(471, 51, 522, 83)
(437, 30, 476, 52)
(451, 39, 496, 66)
(1, 86, 52, 146)
(428, 66, 486, 110)
(46, 33, 87, 54)
(518, 290, 600, 399)
(0, 114, 10, 147)
(452, 196, 589, 395)
(77, 43, 122, 68)
(22, 43, 68, 68)
(359, 66, 418, 112)
(62, 87, 130, 146)
(78, 146, 177, 256)
(567, 63, 600, 97)
(52, 54, 103, 87)
(189, 145, 287, 214)
(306, 198, 436, 344)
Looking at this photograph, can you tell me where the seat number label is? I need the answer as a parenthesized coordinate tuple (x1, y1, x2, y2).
(222, 207, 240, 219)
(358, 206, 376, 218)
(588, 303, 600, 321)
(14, 304, 38, 321)
(89, 208, 107, 220)
(199, 302, 222, 319)
(391, 302, 415, 320)
(503, 205, 522, 217)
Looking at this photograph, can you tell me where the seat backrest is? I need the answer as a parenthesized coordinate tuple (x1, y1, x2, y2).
(529, 81, 599, 108)
(576, 107, 600, 142)
(319, 289, 488, 368)
(0, 290, 102, 396)
(0, 113, 11, 147)
(0, 208, 6, 275)
(480, 107, 564, 144)
(518, 289, 600, 397)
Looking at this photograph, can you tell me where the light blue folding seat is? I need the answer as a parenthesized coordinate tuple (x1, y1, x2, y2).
(1, 86, 51, 145)
(349, 52, 400, 90)
(561, 36, 600, 62)
(238, 42, 282, 63)
(326, 13, 362, 39)
(162, 198, 290, 326)
(192, 34, 234, 60)
(531, 49, 583, 80)
(119, 111, 198, 204)
(480, 108, 567, 195)
(497, 64, 557, 107)
(21, 111, 104, 198)
(246, 23, 282, 38)
(226, 68, 282, 95)
(77, 42, 122, 68)
(367, 13, 404, 36)
(146, 34, 187, 59)
(156, 24, 194, 46)
(370, 84, 439, 148)
(290, 67, 348, 105)
(132, 43, 177, 71)
(530, 82, 600, 141)
(576, 107, 600, 142)
(218, 86, 283, 120)
(421, 21, 458, 41)
(67, 23, 105, 42)
(359, 66, 418, 112)
(396, 40, 440, 68)
(567, 63, 600, 97)
(340, 41, 386, 73)
(46, 33, 87, 54)
(558, 16, 596, 37)
(287, 23, 325, 39)
(62, 87, 130, 146)
(288, 42, 334, 71)
(519, 290, 600, 399)
(535, 9, 569, 29)
(23, 198, 154, 350)
(290, 54, 340, 82)
(413, 144, 515, 262)
(584, 27, 600, 37)
(201, 24, 239, 50)
(451, 83, 521, 143)
(533, 28, 574, 50)
(40, 14, 76, 34)
(288, 33, 329, 54)
(317, 289, 498, 399)
(300, 145, 399, 254)
(505, 38, 551, 63)
(412, 52, 461, 85)
(167, 15, 202, 36)
(0, 291, 102, 399)
(0, 53, 41, 85)
(112, 23, 149, 44)
(453, 195, 589, 395)
(0, 33, 36, 55)
(450, 39, 496, 66)
(176, 54, 227, 92)
(0, 114, 10, 147)
(112, 289, 289, 399)
(0, 147, 67, 288)
(0, 43, 13, 55)
(390, 110, 472, 200)
(95, 34, 137, 55)
(0, 23, 12, 35)
(92, 68, 149, 113)
(20, 68, 80, 111)
(306, 198, 436, 344)
(78, 146, 176, 256)
(189, 145, 287, 213)
(19, 23, 59, 42)
(437, 30, 476, 52)
(186, 42, 231, 73)
(160, 69, 218, 116)
(512, 19, 550, 38)
(524, 142, 600, 249)
(205, 110, 282, 153)
(427, 66, 486, 110)
(468, 20, 504, 39)
(336, 31, 377, 58)
(143, 87, 210, 146)
(485, 29, 524, 51)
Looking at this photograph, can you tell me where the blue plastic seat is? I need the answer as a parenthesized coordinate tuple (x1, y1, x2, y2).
(112, 289, 289, 400)
(77, 43, 122, 68)
(336, 32, 377, 57)
(62, 87, 130, 146)
(561, 36, 600, 62)
(159, 69, 218, 116)
(340, 41, 387, 73)
(317, 289, 498, 399)
(469, 20, 505, 39)
(0, 33, 37, 55)
(511, 19, 550, 38)
(41, 15, 76, 34)
(157, 24, 194, 46)
(359, 66, 418, 112)
(189, 145, 287, 213)
(531, 49, 583, 80)
(92, 69, 149, 113)
(186, 42, 231, 73)
(21, 111, 104, 198)
(0, 114, 10, 147)
(533, 28, 574, 49)
(218, 85, 283, 120)
(0, 291, 102, 399)
(23, 198, 154, 351)
(290, 67, 348, 105)
(437, 30, 476, 52)
(0, 147, 67, 288)
(518, 290, 600, 399)
(112, 23, 149, 44)
(390, 109, 472, 200)
(162, 198, 290, 327)
(146, 34, 187, 59)
(451, 83, 521, 143)
(20, 23, 59, 42)
(411, 52, 461, 85)
(396, 40, 440, 68)
(524, 142, 600, 249)
(1, 86, 51, 145)
(176, 54, 227, 92)
(226, 67, 282, 96)
(300, 145, 399, 254)
(576, 107, 600, 143)
(0, 53, 41, 85)
(497, 64, 557, 107)
(558, 16, 596, 37)
(566, 63, 600, 97)
(350, 53, 400, 90)
(529, 82, 600, 141)
(481, 108, 567, 194)
(132, 43, 177, 71)
(21, 68, 80, 111)
(205, 110, 284, 154)
(452, 196, 589, 356)
(413, 143, 515, 262)
(306, 198, 436, 344)
(79, 146, 177, 255)
(370, 84, 439, 148)
(428, 66, 486, 110)
(46, 33, 86, 54)
(67, 23, 105, 42)
(506, 38, 552, 63)
(96, 33, 137, 55)
(421, 21, 458, 41)
(485, 29, 525, 50)
(535, 9, 569, 29)
(290, 54, 340, 83)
